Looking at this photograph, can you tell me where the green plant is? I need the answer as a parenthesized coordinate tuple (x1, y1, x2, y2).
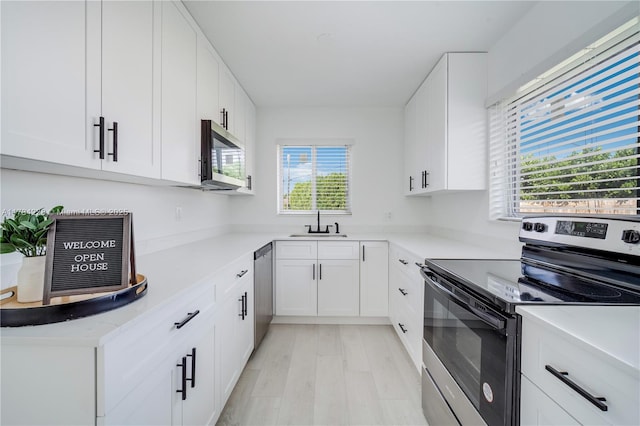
(0, 206, 63, 257)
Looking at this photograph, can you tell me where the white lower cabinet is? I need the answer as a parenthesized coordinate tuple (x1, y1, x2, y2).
(521, 375, 579, 426)
(1, 253, 257, 426)
(275, 259, 317, 316)
(360, 241, 389, 316)
(317, 259, 359, 316)
(217, 260, 255, 404)
(275, 240, 363, 317)
(388, 243, 424, 370)
(519, 307, 640, 426)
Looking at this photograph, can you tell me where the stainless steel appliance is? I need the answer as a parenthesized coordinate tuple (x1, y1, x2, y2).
(200, 119, 246, 190)
(254, 242, 273, 350)
(421, 216, 640, 426)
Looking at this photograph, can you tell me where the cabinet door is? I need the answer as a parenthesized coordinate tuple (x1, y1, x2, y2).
(413, 81, 430, 194)
(237, 277, 255, 363)
(160, 1, 198, 185)
(217, 293, 244, 404)
(360, 242, 389, 316)
(197, 36, 220, 122)
(403, 97, 418, 194)
(275, 259, 317, 316)
(245, 99, 256, 192)
(424, 55, 447, 192)
(218, 68, 235, 132)
(1, 0, 97, 168)
(102, 368, 172, 426)
(521, 376, 580, 426)
(182, 324, 218, 426)
(317, 260, 359, 316)
(101, 0, 158, 178)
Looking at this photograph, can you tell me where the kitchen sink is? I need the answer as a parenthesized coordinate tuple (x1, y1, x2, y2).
(289, 233, 348, 238)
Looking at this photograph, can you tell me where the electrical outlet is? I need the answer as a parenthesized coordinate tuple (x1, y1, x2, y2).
(175, 207, 183, 221)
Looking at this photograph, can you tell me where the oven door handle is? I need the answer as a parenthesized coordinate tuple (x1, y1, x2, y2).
(422, 268, 506, 330)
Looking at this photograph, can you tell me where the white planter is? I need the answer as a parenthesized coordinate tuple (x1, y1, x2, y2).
(17, 256, 46, 303)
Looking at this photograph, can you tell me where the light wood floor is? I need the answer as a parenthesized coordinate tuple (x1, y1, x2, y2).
(217, 324, 428, 426)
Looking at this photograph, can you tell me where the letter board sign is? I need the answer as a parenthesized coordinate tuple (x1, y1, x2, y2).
(43, 213, 135, 305)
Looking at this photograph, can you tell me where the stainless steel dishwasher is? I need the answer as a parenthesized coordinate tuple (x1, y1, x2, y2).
(253, 242, 273, 350)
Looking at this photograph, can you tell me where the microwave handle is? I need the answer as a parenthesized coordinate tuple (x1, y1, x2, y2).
(421, 268, 506, 330)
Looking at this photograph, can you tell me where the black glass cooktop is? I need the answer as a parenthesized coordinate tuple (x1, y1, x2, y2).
(424, 258, 640, 313)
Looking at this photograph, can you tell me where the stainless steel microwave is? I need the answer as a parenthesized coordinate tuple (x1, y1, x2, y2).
(200, 119, 246, 190)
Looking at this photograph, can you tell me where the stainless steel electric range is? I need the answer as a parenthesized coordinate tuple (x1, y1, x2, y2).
(420, 216, 640, 426)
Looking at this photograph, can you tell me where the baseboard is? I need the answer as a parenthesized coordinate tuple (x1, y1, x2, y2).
(271, 316, 391, 325)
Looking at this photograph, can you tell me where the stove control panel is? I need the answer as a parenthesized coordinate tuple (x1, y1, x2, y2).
(520, 216, 640, 255)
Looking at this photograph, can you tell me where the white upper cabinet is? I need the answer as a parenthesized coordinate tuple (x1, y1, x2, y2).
(160, 1, 198, 185)
(100, 0, 159, 178)
(405, 52, 487, 195)
(196, 36, 221, 123)
(1, 1, 160, 178)
(1, 1, 92, 168)
(218, 68, 236, 133)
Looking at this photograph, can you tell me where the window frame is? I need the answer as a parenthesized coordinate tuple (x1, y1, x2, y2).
(277, 143, 353, 215)
(489, 17, 639, 220)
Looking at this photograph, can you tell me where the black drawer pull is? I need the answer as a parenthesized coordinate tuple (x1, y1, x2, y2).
(94, 116, 105, 159)
(108, 121, 118, 161)
(187, 347, 196, 388)
(236, 269, 248, 278)
(415, 262, 424, 268)
(398, 323, 407, 333)
(398, 259, 408, 265)
(176, 356, 187, 401)
(174, 310, 200, 329)
(239, 294, 246, 320)
(398, 288, 408, 296)
(545, 365, 607, 411)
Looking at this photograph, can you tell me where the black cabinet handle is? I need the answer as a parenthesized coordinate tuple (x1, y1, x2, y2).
(312, 263, 316, 280)
(398, 288, 408, 296)
(221, 108, 226, 129)
(362, 245, 366, 262)
(409, 176, 414, 191)
(108, 121, 118, 162)
(94, 116, 105, 159)
(174, 310, 200, 329)
(176, 356, 187, 400)
(421, 171, 425, 188)
(239, 294, 246, 320)
(398, 259, 408, 265)
(236, 269, 248, 278)
(186, 348, 196, 388)
(247, 175, 252, 190)
(425, 171, 430, 187)
(545, 365, 608, 411)
(415, 262, 424, 268)
(398, 323, 407, 334)
(319, 264, 322, 280)
(243, 291, 248, 318)
(226, 110, 229, 130)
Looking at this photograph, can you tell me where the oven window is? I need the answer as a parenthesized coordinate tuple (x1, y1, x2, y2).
(424, 281, 510, 426)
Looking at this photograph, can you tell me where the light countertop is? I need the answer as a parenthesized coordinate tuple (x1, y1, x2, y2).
(1, 231, 515, 344)
(517, 305, 640, 374)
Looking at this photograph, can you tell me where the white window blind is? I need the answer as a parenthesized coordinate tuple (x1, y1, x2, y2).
(278, 145, 352, 214)
(489, 18, 639, 218)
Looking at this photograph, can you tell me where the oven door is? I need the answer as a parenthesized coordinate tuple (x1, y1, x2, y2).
(422, 267, 518, 426)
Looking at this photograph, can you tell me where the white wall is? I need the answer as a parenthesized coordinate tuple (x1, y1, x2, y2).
(421, 0, 637, 256)
(230, 107, 431, 233)
(0, 169, 231, 255)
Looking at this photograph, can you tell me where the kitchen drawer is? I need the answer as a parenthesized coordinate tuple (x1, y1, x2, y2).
(317, 241, 359, 260)
(391, 299, 422, 369)
(215, 254, 253, 303)
(100, 281, 215, 415)
(521, 317, 640, 425)
(389, 243, 423, 282)
(276, 240, 317, 259)
(391, 269, 423, 317)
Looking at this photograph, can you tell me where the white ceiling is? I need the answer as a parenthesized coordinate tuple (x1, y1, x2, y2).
(183, 1, 536, 107)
